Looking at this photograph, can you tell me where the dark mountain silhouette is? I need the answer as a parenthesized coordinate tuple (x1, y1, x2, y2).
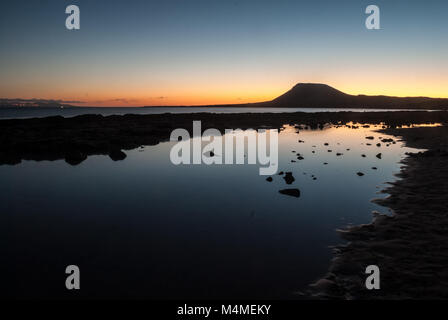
(263, 83, 448, 109)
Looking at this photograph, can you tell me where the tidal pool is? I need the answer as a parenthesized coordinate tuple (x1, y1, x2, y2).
(0, 123, 421, 299)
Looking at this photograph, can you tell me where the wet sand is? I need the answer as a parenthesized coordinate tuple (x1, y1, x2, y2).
(311, 126, 448, 299)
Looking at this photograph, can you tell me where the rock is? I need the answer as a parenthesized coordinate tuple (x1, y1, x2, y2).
(376, 153, 382, 159)
(356, 172, 364, 176)
(328, 150, 332, 152)
(109, 149, 127, 161)
(346, 148, 350, 151)
(366, 136, 374, 140)
(278, 171, 284, 175)
(366, 143, 371, 146)
(291, 160, 296, 163)
(279, 188, 300, 198)
(336, 153, 343, 156)
(324, 143, 329, 146)
(376, 143, 381, 147)
(312, 151, 315, 153)
(298, 140, 305, 143)
(361, 154, 366, 157)
(313, 177, 317, 180)
(372, 167, 377, 170)
(381, 138, 394, 143)
(65, 151, 87, 166)
(266, 177, 273, 182)
(323, 162, 328, 165)
(283, 172, 295, 184)
(297, 156, 304, 160)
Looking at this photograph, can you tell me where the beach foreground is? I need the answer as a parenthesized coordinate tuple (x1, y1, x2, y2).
(311, 125, 448, 299)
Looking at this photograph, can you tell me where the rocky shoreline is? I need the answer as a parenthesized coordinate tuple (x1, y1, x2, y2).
(1, 111, 448, 165)
(311, 126, 448, 299)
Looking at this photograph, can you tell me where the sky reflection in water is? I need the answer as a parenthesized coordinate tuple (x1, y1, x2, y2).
(0, 123, 423, 299)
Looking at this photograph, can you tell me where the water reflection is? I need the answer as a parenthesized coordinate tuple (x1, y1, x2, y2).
(0, 123, 422, 299)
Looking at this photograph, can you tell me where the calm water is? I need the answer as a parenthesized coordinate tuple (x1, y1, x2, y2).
(0, 106, 426, 119)
(0, 123, 420, 299)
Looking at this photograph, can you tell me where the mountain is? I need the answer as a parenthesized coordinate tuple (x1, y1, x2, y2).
(264, 83, 448, 109)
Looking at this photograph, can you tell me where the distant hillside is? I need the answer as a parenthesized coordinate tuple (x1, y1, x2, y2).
(264, 83, 448, 109)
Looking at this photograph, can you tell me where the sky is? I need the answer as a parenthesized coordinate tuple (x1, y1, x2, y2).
(0, 0, 447, 106)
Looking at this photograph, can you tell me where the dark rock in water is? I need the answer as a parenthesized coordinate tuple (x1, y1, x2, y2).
(328, 150, 332, 152)
(381, 138, 394, 143)
(372, 167, 377, 170)
(283, 172, 295, 184)
(278, 171, 284, 175)
(361, 154, 366, 157)
(324, 162, 328, 165)
(324, 143, 329, 146)
(298, 140, 305, 143)
(203, 150, 215, 157)
(266, 177, 273, 182)
(366, 143, 371, 146)
(376, 153, 382, 159)
(291, 160, 296, 163)
(65, 151, 87, 165)
(376, 143, 381, 147)
(297, 156, 304, 160)
(336, 153, 343, 156)
(312, 177, 317, 180)
(292, 151, 296, 153)
(356, 172, 365, 176)
(366, 136, 374, 140)
(279, 188, 300, 198)
(312, 151, 315, 153)
(109, 149, 127, 161)
(346, 148, 350, 151)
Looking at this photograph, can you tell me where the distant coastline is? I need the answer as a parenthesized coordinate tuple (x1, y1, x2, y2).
(2, 83, 448, 109)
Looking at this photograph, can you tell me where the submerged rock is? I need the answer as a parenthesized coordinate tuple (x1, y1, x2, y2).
(372, 167, 377, 170)
(376, 153, 382, 159)
(366, 136, 374, 140)
(356, 172, 365, 176)
(266, 177, 273, 182)
(279, 188, 301, 198)
(297, 156, 304, 160)
(278, 171, 284, 175)
(283, 172, 295, 184)
(361, 154, 366, 157)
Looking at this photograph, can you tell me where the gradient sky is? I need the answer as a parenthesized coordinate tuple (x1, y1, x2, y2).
(1, 0, 447, 106)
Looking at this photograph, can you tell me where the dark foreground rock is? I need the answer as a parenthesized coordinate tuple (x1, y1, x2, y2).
(279, 189, 301, 198)
(311, 126, 448, 299)
(283, 172, 295, 184)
